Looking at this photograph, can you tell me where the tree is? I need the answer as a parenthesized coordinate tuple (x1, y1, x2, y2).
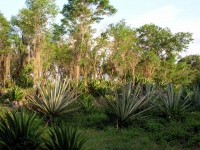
(179, 55, 200, 70)
(60, 0, 117, 84)
(179, 55, 200, 85)
(154, 58, 197, 86)
(11, 0, 58, 84)
(0, 12, 11, 87)
(135, 24, 193, 84)
(43, 31, 73, 78)
(103, 20, 141, 82)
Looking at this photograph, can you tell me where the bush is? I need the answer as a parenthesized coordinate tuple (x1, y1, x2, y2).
(101, 82, 153, 128)
(7, 86, 24, 101)
(79, 94, 95, 114)
(43, 125, 87, 150)
(153, 83, 191, 120)
(0, 110, 43, 150)
(17, 63, 33, 88)
(87, 79, 114, 97)
(28, 77, 78, 121)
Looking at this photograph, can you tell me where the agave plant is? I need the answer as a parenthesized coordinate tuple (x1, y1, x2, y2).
(0, 110, 43, 150)
(141, 83, 158, 108)
(28, 77, 78, 118)
(102, 82, 152, 128)
(154, 83, 191, 119)
(43, 126, 87, 150)
(191, 85, 200, 105)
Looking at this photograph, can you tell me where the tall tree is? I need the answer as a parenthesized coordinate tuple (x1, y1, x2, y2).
(103, 20, 141, 82)
(0, 12, 11, 86)
(11, 0, 58, 84)
(136, 24, 193, 84)
(179, 55, 200, 85)
(60, 0, 117, 84)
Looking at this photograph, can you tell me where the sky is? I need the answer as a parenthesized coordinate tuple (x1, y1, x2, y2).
(0, 0, 200, 57)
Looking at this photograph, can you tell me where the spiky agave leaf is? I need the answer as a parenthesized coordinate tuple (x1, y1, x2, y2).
(192, 85, 200, 105)
(43, 126, 87, 150)
(103, 82, 152, 124)
(0, 110, 43, 150)
(154, 83, 191, 118)
(28, 77, 78, 117)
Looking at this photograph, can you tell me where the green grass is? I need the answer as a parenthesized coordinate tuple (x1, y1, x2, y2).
(83, 127, 188, 150)
(1, 102, 200, 150)
(45, 109, 200, 150)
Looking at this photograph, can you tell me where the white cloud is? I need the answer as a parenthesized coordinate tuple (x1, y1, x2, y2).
(169, 22, 200, 56)
(127, 5, 200, 56)
(92, 4, 200, 57)
(129, 5, 182, 27)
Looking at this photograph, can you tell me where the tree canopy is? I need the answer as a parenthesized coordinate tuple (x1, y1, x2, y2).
(0, 1, 198, 88)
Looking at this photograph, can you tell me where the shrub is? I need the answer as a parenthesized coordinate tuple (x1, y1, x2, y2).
(0, 110, 43, 150)
(191, 85, 200, 106)
(17, 63, 33, 88)
(80, 94, 95, 114)
(7, 86, 24, 101)
(154, 83, 191, 120)
(28, 77, 78, 120)
(43, 126, 87, 150)
(87, 79, 114, 97)
(101, 82, 152, 128)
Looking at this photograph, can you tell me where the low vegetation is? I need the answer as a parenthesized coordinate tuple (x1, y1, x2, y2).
(0, 110, 43, 150)
(0, 0, 200, 149)
(0, 78, 200, 149)
(28, 77, 78, 122)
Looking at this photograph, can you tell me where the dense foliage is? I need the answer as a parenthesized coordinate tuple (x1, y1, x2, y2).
(0, 0, 200, 149)
(0, 110, 43, 150)
(0, 0, 198, 87)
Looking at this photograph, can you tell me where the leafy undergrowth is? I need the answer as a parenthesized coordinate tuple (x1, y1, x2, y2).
(47, 110, 200, 150)
(1, 102, 200, 150)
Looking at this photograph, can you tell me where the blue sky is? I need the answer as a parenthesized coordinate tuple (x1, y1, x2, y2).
(0, 0, 199, 56)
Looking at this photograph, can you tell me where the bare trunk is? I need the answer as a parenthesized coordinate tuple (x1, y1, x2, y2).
(0, 53, 10, 87)
(33, 48, 42, 83)
(75, 53, 80, 84)
(99, 66, 103, 79)
(32, 32, 43, 84)
(132, 68, 135, 85)
(93, 58, 97, 80)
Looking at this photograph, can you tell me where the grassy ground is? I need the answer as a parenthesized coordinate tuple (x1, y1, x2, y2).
(46, 110, 200, 150)
(1, 99, 200, 149)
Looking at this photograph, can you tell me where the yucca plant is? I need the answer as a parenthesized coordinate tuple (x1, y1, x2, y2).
(102, 82, 152, 128)
(141, 83, 158, 108)
(191, 85, 200, 105)
(28, 77, 78, 119)
(0, 110, 43, 150)
(154, 83, 191, 119)
(43, 126, 87, 150)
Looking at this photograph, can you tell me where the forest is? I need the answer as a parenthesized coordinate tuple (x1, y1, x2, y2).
(0, 0, 200, 149)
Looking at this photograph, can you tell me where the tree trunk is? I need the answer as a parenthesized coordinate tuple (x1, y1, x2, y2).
(75, 54, 80, 84)
(132, 68, 135, 85)
(33, 48, 42, 83)
(0, 53, 10, 87)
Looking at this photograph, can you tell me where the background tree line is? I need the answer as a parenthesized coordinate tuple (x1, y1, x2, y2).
(0, 0, 199, 88)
